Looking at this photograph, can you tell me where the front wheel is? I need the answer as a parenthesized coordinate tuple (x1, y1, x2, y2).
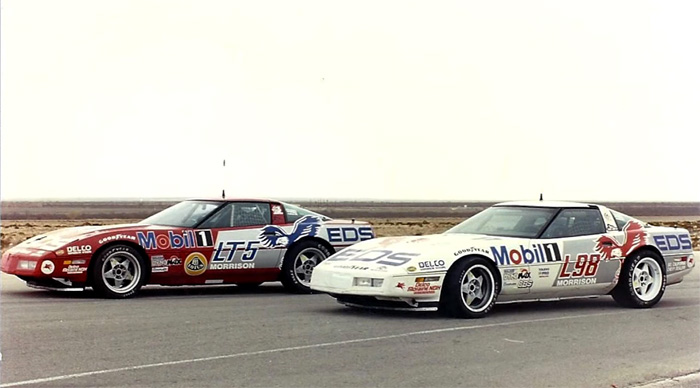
(91, 244, 146, 299)
(280, 241, 331, 294)
(611, 251, 666, 308)
(440, 257, 499, 318)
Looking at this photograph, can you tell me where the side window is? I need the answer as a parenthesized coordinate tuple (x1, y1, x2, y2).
(232, 202, 271, 227)
(610, 210, 636, 230)
(199, 203, 234, 228)
(199, 203, 271, 228)
(541, 209, 606, 238)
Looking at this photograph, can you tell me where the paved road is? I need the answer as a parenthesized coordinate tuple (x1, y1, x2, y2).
(1, 264, 698, 388)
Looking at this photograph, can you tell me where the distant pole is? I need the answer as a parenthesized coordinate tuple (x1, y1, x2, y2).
(539, 193, 543, 201)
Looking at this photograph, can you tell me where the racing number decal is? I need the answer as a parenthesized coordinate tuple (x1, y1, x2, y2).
(558, 254, 600, 278)
(196, 230, 213, 247)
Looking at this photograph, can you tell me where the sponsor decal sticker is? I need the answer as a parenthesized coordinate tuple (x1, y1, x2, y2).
(407, 266, 417, 272)
(184, 253, 207, 276)
(272, 205, 283, 215)
(490, 243, 562, 265)
(418, 260, 446, 271)
(453, 247, 489, 256)
(668, 256, 693, 272)
(333, 264, 371, 270)
(209, 262, 255, 270)
(98, 234, 137, 245)
(137, 230, 213, 250)
(40, 260, 55, 275)
(152, 267, 168, 273)
(151, 255, 168, 267)
(62, 265, 87, 275)
(326, 248, 420, 267)
(407, 282, 441, 294)
(653, 234, 692, 252)
(56, 250, 65, 256)
(517, 269, 533, 288)
(538, 267, 550, 278)
(503, 268, 518, 286)
(67, 245, 92, 255)
(327, 226, 374, 243)
(396, 282, 405, 290)
(167, 256, 182, 266)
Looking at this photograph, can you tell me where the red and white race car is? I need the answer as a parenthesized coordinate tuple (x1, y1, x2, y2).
(1, 199, 374, 298)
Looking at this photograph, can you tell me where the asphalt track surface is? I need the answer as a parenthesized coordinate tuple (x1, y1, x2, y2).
(1, 261, 699, 388)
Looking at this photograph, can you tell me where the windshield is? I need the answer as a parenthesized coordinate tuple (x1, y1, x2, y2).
(445, 206, 558, 238)
(282, 202, 331, 222)
(140, 200, 224, 227)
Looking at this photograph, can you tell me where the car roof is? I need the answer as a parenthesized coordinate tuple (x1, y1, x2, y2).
(189, 198, 278, 203)
(495, 200, 596, 208)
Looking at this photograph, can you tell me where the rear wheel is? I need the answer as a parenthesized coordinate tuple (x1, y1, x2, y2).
(280, 241, 331, 294)
(441, 257, 499, 318)
(91, 244, 146, 299)
(611, 250, 666, 308)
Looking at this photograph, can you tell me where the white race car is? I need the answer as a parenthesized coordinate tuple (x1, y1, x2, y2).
(310, 201, 695, 318)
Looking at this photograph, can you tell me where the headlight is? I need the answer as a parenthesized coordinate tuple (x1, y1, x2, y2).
(353, 277, 384, 287)
(18, 260, 38, 271)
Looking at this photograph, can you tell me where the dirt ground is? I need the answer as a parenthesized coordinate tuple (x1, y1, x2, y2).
(2, 217, 699, 251)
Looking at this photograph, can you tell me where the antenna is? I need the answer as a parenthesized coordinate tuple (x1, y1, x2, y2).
(539, 193, 543, 201)
(222, 159, 226, 199)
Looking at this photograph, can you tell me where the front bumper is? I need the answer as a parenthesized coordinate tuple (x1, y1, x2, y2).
(310, 265, 446, 309)
(1, 249, 89, 285)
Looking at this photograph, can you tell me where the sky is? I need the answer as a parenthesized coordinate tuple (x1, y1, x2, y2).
(1, 0, 699, 202)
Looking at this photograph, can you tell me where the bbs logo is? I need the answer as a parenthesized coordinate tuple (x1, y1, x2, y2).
(517, 269, 533, 288)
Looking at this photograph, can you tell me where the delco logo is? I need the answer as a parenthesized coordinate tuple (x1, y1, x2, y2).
(490, 243, 562, 266)
(653, 234, 692, 251)
(327, 227, 374, 243)
(137, 230, 213, 250)
(67, 245, 92, 255)
(418, 260, 446, 270)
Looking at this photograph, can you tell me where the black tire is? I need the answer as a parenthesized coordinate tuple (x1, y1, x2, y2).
(611, 250, 666, 308)
(440, 257, 499, 318)
(280, 240, 331, 294)
(235, 282, 263, 291)
(91, 244, 146, 299)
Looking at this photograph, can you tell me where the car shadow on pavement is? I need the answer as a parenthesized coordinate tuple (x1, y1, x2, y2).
(311, 295, 699, 320)
(0, 282, 291, 300)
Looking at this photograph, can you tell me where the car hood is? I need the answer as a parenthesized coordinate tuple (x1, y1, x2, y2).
(318, 232, 525, 274)
(352, 233, 509, 252)
(14, 223, 168, 252)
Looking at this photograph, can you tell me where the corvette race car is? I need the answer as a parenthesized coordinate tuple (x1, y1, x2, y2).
(1, 199, 374, 298)
(310, 201, 695, 318)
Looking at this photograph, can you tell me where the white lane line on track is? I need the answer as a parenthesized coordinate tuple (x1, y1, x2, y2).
(1, 305, 697, 387)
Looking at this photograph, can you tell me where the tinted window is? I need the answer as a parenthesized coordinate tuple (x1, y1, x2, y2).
(445, 206, 557, 238)
(199, 202, 271, 228)
(140, 200, 223, 227)
(282, 203, 330, 223)
(541, 208, 605, 238)
(610, 209, 641, 230)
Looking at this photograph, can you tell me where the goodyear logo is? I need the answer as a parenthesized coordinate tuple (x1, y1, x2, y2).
(184, 252, 207, 276)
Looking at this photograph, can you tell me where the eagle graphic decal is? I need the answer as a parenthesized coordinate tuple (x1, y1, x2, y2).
(258, 215, 324, 248)
(594, 220, 648, 260)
